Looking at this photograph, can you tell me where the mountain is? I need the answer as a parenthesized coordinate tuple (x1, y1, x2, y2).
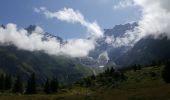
(86, 22, 138, 67)
(0, 45, 92, 84)
(3, 22, 169, 84)
(0, 25, 92, 84)
(104, 22, 137, 37)
(26, 25, 63, 43)
(87, 22, 170, 67)
(116, 35, 170, 65)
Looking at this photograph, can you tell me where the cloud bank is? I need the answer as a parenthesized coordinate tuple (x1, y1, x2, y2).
(110, 0, 170, 47)
(34, 7, 103, 39)
(0, 24, 95, 57)
(0, 7, 104, 57)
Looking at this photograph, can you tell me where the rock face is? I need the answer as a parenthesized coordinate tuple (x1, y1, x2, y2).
(104, 22, 137, 37)
(116, 35, 170, 65)
(25, 23, 139, 68)
(26, 25, 63, 43)
(86, 22, 138, 67)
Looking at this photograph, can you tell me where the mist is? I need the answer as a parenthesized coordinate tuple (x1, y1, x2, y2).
(109, 0, 170, 47)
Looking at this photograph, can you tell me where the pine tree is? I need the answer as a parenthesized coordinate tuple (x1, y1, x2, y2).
(0, 74, 5, 92)
(44, 79, 51, 94)
(110, 67, 115, 76)
(26, 73, 37, 94)
(50, 77, 58, 93)
(12, 75, 23, 93)
(162, 61, 170, 83)
(85, 78, 92, 87)
(4, 75, 12, 90)
(120, 72, 126, 81)
(133, 64, 138, 71)
(91, 74, 96, 80)
(137, 64, 142, 70)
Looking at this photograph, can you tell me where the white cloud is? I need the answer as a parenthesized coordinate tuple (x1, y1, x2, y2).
(34, 7, 103, 39)
(113, 0, 135, 10)
(105, 35, 115, 44)
(34, 8, 40, 13)
(108, 0, 170, 47)
(0, 23, 95, 57)
(60, 39, 95, 57)
(0, 7, 104, 57)
(97, 51, 110, 65)
(134, 0, 170, 38)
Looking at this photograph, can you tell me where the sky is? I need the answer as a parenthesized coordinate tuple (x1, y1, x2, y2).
(0, 0, 141, 39)
(0, 0, 170, 57)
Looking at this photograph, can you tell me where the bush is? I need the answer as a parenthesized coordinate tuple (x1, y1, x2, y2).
(162, 61, 170, 83)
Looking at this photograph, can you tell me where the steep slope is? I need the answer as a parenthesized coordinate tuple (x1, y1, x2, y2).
(116, 35, 170, 65)
(26, 25, 63, 42)
(104, 22, 137, 37)
(0, 25, 92, 84)
(87, 22, 137, 67)
(0, 45, 92, 84)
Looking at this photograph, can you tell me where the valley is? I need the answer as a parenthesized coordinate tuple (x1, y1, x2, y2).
(0, 64, 170, 100)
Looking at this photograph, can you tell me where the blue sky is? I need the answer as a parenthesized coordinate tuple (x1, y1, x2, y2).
(0, 0, 141, 39)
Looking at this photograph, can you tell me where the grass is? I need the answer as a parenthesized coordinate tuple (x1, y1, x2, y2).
(0, 87, 95, 100)
(1, 66, 170, 100)
(90, 66, 170, 100)
(92, 80, 170, 100)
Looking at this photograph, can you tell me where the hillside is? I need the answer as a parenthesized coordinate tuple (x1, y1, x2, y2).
(0, 45, 92, 84)
(116, 35, 170, 65)
(89, 66, 170, 100)
(0, 64, 170, 100)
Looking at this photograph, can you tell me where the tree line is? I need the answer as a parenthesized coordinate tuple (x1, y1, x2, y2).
(77, 67, 127, 88)
(77, 59, 170, 88)
(0, 73, 59, 94)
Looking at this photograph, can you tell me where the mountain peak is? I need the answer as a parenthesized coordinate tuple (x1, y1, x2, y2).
(25, 25, 37, 32)
(104, 22, 138, 37)
(0, 24, 5, 29)
(25, 25, 63, 43)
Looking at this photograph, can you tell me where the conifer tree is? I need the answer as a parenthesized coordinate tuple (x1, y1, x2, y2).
(26, 73, 37, 94)
(44, 79, 51, 94)
(110, 67, 115, 76)
(162, 61, 170, 83)
(50, 77, 59, 93)
(0, 74, 5, 92)
(12, 75, 23, 93)
(5, 75, 12, 90)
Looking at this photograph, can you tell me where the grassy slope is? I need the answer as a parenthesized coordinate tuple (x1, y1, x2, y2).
(92, 66, 170, 100)
(1, 66, 170, 100)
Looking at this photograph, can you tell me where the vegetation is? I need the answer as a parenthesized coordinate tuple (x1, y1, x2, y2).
(162, 61, 170, 83)
(0, 45, 93, 84)
(0, 61, 170, 100)
(25, 73, 37, 94)
(0, 74, 12, 92)
(44, 77, 59, 94)
(12, 75, 24, 93)
(77, 67, 126, 88)
(0, 73, 59, 95)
